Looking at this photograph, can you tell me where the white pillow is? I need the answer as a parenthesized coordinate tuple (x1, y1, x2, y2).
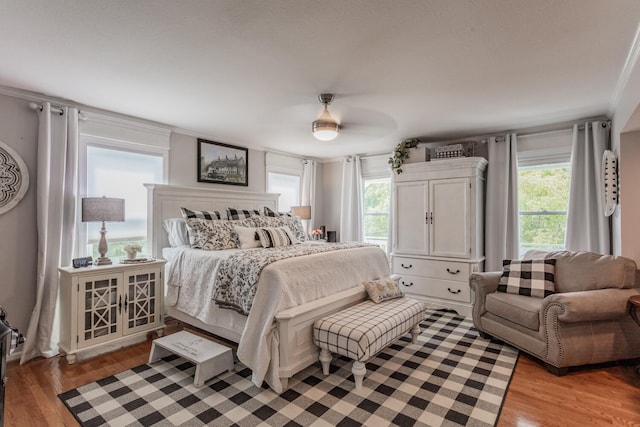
(234, 226, 262, 249)
(163, 218, 190, 247)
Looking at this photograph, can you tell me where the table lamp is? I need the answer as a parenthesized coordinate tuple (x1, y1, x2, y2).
(290, 205, 311, 220)
(291, 205, 312, 239)
(82, 197, 125, 266)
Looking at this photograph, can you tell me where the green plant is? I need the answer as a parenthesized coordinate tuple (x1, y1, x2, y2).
(389, 138, 421, 174)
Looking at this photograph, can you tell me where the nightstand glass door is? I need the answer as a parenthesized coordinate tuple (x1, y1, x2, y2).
(123, 268, 161, 335)
(78, 273, 121, 348)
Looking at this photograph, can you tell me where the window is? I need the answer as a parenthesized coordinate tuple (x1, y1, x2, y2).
(516, 129, 573, 257)
(267, 172, 300, 212)
(518, 163, 570, 257)
(84, 145, 164, 259)
(363, 177, 391, 253)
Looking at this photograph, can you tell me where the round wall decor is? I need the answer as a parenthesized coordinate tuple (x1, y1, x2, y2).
(0, 140, 30, 215)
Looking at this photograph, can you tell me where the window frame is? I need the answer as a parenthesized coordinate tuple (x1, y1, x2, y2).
(517, 161, 571, 257)
(362, 174, 391, 255)
(77, 134, 168, 257)
(265, 166, 302, 212)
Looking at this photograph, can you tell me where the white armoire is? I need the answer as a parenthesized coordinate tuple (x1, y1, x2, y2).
(391, 157, 488, 317)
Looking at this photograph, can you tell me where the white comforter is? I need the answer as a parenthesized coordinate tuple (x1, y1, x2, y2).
(165, 243, 391, 392)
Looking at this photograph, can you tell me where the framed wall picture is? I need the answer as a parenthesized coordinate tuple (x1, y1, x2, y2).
(197, 139, 248, 186)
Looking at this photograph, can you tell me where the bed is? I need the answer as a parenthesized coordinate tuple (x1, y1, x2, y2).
(145, 184, 391, 393)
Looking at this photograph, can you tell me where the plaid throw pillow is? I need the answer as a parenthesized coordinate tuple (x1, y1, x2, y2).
(227, 207, 262, 220)
(180, 207, 222, 220)
(264, 206, 292, 217)
(255, 227, 295, 248)
(498, 259, 556, 298)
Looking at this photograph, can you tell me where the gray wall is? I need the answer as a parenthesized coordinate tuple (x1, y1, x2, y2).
(612, 46, 640, 263)
(169, 132, 266, 193)
(320, 160, 342, 240)
(0, 94, 38, 335)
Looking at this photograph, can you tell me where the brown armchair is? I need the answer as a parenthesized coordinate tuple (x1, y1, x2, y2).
(470, 251, 640, 375)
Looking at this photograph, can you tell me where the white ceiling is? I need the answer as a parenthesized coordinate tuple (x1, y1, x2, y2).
(1, 1, 639, 159)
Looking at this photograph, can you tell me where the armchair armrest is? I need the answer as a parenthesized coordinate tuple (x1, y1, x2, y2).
(469, 272, 502, 329)
(543, 288, 640, 323)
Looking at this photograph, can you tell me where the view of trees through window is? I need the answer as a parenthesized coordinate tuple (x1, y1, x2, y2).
(363, 177, 391, 253)
(518, 163, 570, 256)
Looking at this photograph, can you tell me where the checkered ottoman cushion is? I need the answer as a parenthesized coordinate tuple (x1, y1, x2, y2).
(313, 297, 425, 389)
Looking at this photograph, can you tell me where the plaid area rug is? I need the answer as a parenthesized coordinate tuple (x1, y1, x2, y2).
(59, 310, 518, 427)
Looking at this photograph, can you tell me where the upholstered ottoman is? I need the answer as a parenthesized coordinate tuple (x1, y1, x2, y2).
(312, 297, 425, 390)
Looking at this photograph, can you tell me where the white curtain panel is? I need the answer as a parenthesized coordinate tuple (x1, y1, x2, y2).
(21, 104, 79, 364)
(565, 121, 610, 254)
(339, 155, 363, 242)
(485, 134, 520, 271)
(301, 159, 316, 236)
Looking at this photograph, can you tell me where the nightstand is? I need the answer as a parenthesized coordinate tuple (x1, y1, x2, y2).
(58, 259, 166, 364)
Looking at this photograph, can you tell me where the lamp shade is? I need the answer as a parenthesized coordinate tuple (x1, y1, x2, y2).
(312, 97, 340, 141)
(312, 123, 339, 141)
(312, 107, 340, 141)
(291, 205, 311, 220)
(82, 197, 125, 222)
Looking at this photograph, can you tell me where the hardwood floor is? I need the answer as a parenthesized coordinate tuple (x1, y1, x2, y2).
(5, 325, 640, 426)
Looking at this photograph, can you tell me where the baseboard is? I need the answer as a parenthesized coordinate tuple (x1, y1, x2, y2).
(7, 350, 22, 363)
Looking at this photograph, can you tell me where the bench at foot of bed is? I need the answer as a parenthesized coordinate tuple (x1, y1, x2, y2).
(312, 297, 426, 390)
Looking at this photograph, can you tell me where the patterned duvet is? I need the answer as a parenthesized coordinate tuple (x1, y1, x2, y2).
(214, 242, 374, 315)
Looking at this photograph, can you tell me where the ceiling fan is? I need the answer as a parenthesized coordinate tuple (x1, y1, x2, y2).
(312, 93, 340, 141)
(265, 93, 397, 142)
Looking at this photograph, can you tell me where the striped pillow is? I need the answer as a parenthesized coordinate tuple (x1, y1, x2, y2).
(180, 207, 223, 220)
(255, 227, 296, 248)
(251, 215, 306, 242)
(497, 259, 556, 298)
(226, 207, 262, 220)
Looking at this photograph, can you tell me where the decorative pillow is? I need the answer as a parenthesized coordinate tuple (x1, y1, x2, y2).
(234, 226, 262, 249)
(363, 276, 404, 303)
(255, 227, 297, 248)
(180, 207, 223, 220)
(264, 206, 292, 217)
(185, 218, 239, 250)
(162, 218, 190, 247)
(497, 259, 556, 298)
(251, 215, 306, 242)
(227, 207, 262, 220)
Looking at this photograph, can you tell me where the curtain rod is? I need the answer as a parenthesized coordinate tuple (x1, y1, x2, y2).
(493, 118, 611, 142)
(28, 102, 64, 116)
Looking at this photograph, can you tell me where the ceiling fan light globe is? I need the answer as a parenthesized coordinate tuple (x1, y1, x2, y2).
(312, 120, 340, 141)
